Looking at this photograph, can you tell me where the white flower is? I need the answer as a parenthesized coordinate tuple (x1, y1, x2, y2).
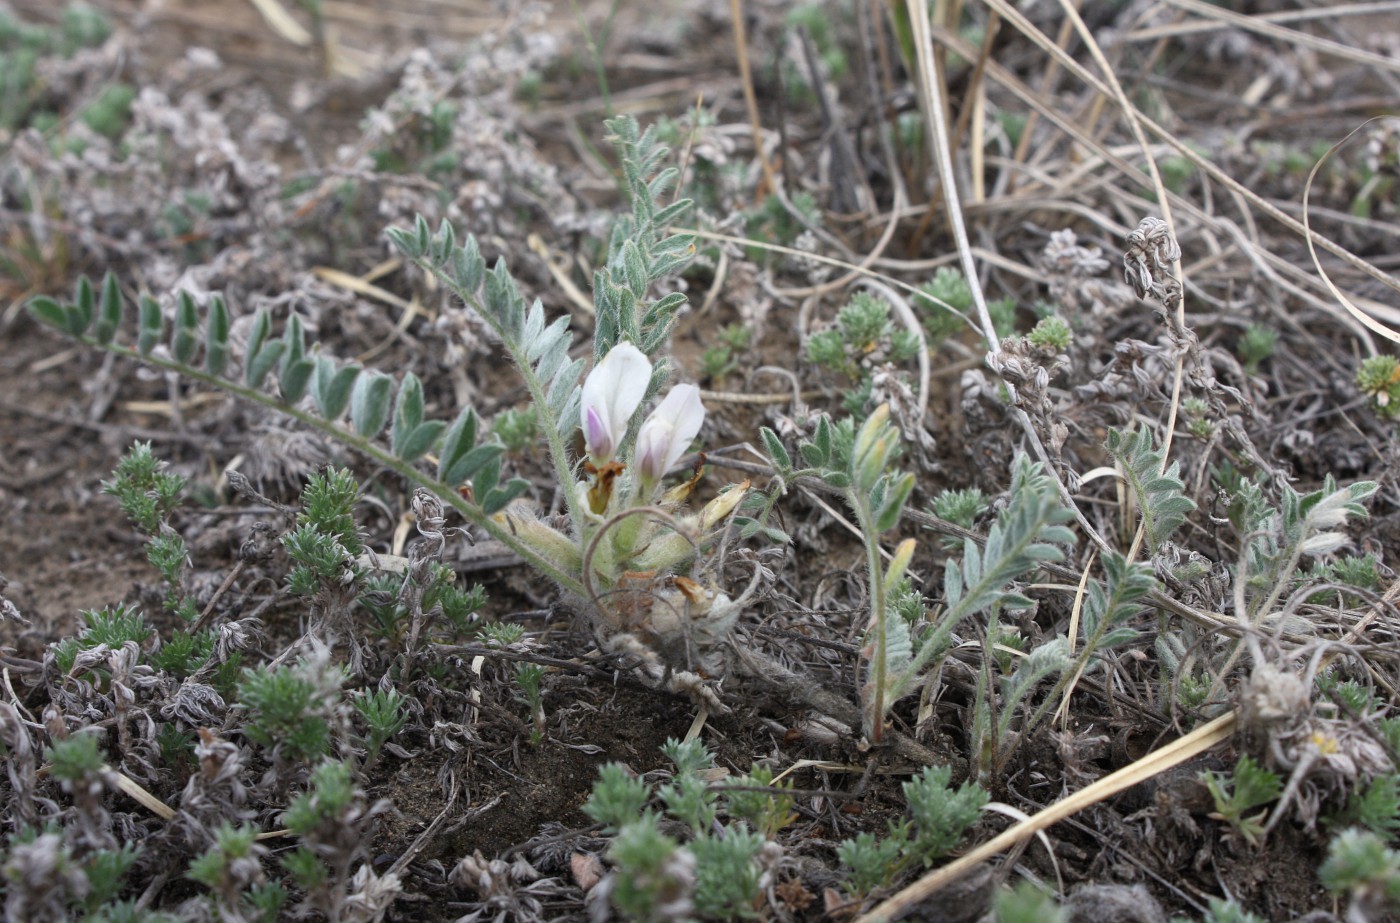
(580, 342, 651, 464)
(635, 384, 705, 485)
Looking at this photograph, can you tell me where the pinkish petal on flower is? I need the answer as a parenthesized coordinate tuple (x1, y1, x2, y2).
(636, 384, 705, 483)
(583, 406, 612, 461)
(635, 417, 676, 483)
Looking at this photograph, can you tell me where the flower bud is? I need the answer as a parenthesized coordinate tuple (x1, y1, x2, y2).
(852, 404, 896, 493)
(635, 384, 705, 486)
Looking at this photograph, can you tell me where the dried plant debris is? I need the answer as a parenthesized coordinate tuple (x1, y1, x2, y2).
(4, 2, 1400, 922)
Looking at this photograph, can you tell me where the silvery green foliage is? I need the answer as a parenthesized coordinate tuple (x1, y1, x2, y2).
(884, 455, 1076, 708)
(1287, 475, 1379, 557)
(243, 308, 285, 389)
(763, 417, 1075, 740)
(591, 115, 695, 377)
(1103, 425, 1196, 550)
(1235, 473, 1378, 622)
(583, 739, 788, 922)
(383, 116, 703, 549)
(28, 116, 705, 602)
(967, 629, 1069, 784)
(1077, 551, 1156, 653)
(173, 291, 200, 364)
(941, 457, 1076, 620)
(770, 406, 915, 533)
(385, 118, 695, 453)
(27, 273, 98, 338)
(762, 408, 916, 739)
(1320, 827, 1400, 919)
(26, 274, 522, 516)
(996, 638, 1070, 728)
(968, 556, 1156, 783)
(387, 216, 585, 444)
(835, 765, 988, 896)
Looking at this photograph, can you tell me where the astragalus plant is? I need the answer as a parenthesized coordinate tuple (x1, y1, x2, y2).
(761, 414, 1076, 744)
(28, 115, 747, 704)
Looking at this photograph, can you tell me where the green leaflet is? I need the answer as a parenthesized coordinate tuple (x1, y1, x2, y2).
(350, 371, 393, 439)
(244, 311, 285, 389)
(1104, 425, 1196, 550)
(312, 355, 361, 421)
(171, 291, 199, 364)
(279, 315, 314, 402)
(205, 295, 230, 377)
(93, 271, 122, 345)
(70, 275, 95, 336)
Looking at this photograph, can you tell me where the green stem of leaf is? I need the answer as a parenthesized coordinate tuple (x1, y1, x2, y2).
(86, 337, 587, 599)
(851, 493, 888, 744)
(412, 260, 587, 541)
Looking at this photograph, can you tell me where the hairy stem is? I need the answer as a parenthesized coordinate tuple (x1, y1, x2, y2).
(89, 337, 588, 598)
(420, 265, 588, 541)
(851, 492, 888, 743)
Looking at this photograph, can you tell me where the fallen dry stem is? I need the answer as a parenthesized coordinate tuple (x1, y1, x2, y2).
(856, 712, 1239, 923)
